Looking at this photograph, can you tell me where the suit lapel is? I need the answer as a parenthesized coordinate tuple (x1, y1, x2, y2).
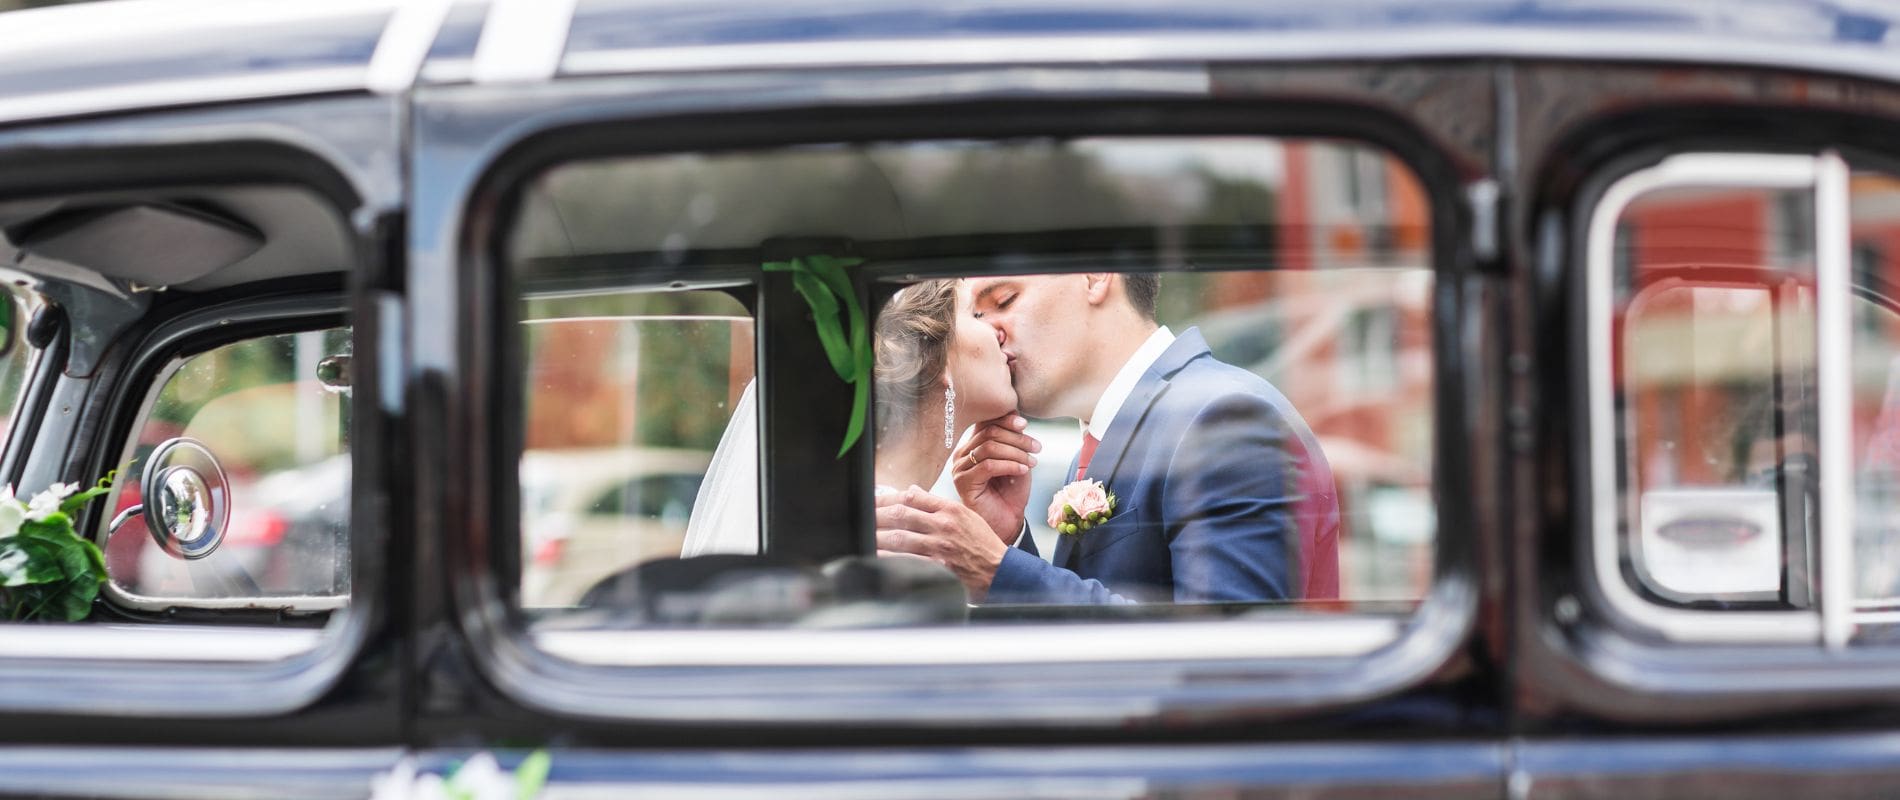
(1052, 450, 1082, 567)
(1087, 328, 1211, 494)
(1066, 329, 1214, 563)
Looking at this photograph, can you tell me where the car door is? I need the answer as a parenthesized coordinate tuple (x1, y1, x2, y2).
(0, 3, 410, 794)
(403, 3, 1507, 795)
(1508, 60, 1900, 797)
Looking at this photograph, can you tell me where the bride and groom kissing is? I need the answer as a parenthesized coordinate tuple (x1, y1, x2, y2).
(687, 272, 1340, 605)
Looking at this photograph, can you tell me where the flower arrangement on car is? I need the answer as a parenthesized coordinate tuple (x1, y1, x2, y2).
(0, 475, 113, 622)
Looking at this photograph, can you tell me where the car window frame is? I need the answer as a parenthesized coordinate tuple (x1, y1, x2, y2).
(1583, 151, 1842, 645)
(1523, 105, 1900, 722)
(0, 97, 400, 723)
(419, 65, 1487, 725)
(92, 304, 352, 616)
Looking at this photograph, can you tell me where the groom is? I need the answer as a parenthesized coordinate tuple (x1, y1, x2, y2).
(881, 273, 1338, 604)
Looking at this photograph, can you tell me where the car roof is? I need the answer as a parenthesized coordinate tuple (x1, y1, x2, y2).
(0, 0, 1898, 130)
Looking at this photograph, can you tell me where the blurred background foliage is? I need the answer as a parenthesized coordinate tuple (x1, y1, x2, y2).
(522, 292, 749, 452)
(147, 328, 351, 476)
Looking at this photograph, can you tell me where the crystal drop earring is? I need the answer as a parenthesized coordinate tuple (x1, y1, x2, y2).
(943, 378, 957, 449)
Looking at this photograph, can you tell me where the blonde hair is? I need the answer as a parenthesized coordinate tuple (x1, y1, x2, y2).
(874, 279, 958, 443)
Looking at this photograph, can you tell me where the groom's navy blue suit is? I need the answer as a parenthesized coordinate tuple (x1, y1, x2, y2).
(987, 328, 1339, 604)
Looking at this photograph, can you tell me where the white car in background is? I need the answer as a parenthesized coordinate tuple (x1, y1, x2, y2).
(518, 447, 711, 606)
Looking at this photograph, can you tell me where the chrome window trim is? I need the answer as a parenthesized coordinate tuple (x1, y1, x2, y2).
(1815, 150, 1857, 650)
(555, 30, 1900, 88)
(1585, 152, 1823, 644)
(0, 624, 322, 663)
(0, 67, 369, 129)
(367, 0, 457, 95)
(535, 616, 1402, 668)
(472, 0, 579, 85)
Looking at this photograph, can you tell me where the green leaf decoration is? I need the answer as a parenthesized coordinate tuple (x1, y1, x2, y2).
(79, 537, 106, 576)
(762, 255, 870, 457)
(514, 750, 552, 800)
(1, 475, 113, 622)
(59, 487, 110, 514)
(0, 538, 63, 587)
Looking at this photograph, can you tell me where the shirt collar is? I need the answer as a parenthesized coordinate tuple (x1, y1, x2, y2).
(1085, 326, 1174, 440)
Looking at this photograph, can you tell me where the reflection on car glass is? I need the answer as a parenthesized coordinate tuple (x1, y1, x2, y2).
(513, 138, 1437, 623)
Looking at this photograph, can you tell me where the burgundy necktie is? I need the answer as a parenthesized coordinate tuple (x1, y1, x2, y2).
(1074, 433, 1101, 481)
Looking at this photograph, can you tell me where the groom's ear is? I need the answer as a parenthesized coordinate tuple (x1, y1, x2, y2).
(1082, 273, 1115, 306)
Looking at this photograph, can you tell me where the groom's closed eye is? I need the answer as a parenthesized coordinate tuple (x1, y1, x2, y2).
(971, 283, 1018, 318)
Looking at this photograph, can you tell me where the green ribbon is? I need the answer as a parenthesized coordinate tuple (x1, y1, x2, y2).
(763, 255, 870, 457)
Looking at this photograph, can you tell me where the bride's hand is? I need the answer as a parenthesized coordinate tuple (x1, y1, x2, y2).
(951, 414, 1039, 544)
(875, 486, 1007, 601)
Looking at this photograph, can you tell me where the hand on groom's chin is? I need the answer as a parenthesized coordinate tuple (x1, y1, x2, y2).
(874, 486, 1007, 602)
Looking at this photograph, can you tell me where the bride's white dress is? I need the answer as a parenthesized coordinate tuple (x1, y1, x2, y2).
(681, 380, 762, 556)
(681, 379, 935, 557)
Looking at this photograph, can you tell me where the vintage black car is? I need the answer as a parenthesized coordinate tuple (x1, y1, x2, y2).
(4, 0, 1900, 797)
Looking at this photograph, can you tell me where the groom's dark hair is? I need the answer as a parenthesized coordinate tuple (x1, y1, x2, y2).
(1122, 273, 1159, 321)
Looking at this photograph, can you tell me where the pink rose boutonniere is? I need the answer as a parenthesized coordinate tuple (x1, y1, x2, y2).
(1047, 479, 1117, 536)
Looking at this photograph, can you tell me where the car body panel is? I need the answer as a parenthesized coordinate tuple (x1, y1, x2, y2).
(0, 1, 1899, 797)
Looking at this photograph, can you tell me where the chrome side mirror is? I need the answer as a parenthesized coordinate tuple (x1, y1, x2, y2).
(106, 438, 231, 560)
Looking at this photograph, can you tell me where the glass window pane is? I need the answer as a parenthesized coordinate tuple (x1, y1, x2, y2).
(510, 136, 1433, 629)
(99, 328, 352, 608)
(518, 290, 754, 608)
(1613, 184, 1817, 608)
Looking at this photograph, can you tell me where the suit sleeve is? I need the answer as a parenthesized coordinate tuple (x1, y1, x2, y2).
(1013, 521, 1036, 553)
(1161, 392, 1297, 602)
(988, 547, 1137, 605)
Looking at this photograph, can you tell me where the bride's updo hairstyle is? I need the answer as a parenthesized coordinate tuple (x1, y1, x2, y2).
(873, 279, 958, 443)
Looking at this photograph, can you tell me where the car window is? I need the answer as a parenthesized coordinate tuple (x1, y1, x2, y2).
(509, 135, 1436, 636)
(1593, 153, 1900, 643)
(98, 327, 351, 611)
(518, 293, 751, 608)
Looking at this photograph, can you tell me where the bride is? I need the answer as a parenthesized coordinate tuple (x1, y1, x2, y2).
(682, 279, 1019, 555)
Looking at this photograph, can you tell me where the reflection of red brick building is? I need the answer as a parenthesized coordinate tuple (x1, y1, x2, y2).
(1204, 143, 1437, 598)
(526, 322, 639, 450)
(1617, 176, 1900, 489)
(1208, 143, 1428, 476)
(524, 316, 754, 451)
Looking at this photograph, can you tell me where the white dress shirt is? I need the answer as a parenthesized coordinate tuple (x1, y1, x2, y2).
(1083, 326, 1175, 441)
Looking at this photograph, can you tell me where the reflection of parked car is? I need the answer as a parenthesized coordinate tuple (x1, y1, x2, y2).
(131, 455, 351, 602)
(519, 448, 710, 606)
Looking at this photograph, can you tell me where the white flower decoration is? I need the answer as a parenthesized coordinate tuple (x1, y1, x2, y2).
(26, 482, 78, 521)
(368, 752, 539, 800)
(0, 485, 24, 540)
